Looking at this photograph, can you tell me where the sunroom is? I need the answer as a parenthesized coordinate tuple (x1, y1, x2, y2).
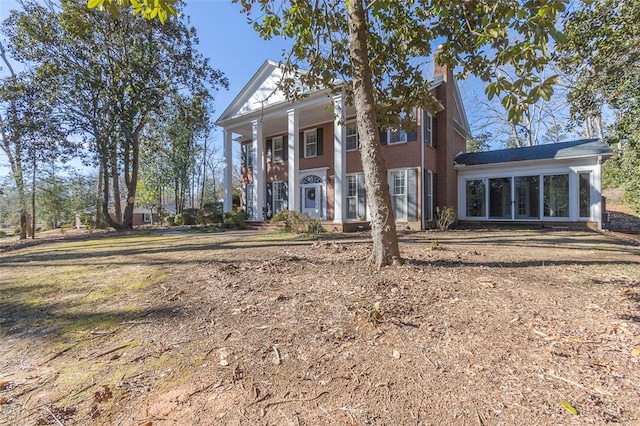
(454, 139, 614, 229)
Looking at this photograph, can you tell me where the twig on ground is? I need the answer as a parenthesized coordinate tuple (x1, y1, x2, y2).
(272, 345, 281, 365)
(184, 381, 222, 400)
(43, 343, 79, 364)
(43, 404, 65, 426)
(262, 391, 329, 411)
(545, 372, 587, 391)
(91, 344, 130, 359)
(420, 348, 438, 369)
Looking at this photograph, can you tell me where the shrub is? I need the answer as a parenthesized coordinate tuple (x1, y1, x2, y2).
(164, 216, 176, 226)
(271, 210, 303, 232)
(80, 214, 95, 231)
(306, 218, 325, 234)
(181, 213, 196, 226)
(174, 214, 185, 226)
(0, 230, 6, 238)
(271, 210, 324, 234)
(435, 206, 456, 231)
(223, 211, 246, 229)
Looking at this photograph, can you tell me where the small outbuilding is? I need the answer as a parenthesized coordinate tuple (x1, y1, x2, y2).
(454, 139, 614, 229)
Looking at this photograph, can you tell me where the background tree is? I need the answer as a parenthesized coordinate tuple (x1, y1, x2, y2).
(4, 0, 227, 230)
(0, 42, 68, 239)
(557, 0, 640, 212)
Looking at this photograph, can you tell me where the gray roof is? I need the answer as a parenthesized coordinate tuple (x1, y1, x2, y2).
(454, 138, 614, 167)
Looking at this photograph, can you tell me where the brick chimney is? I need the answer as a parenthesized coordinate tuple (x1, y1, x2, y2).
(433, 44, 454, 83)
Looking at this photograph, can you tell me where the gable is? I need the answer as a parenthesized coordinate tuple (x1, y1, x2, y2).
(216, 60, 292, 123)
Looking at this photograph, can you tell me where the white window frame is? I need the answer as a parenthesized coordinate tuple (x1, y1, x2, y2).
(346, 173, 366, 220)
(272, 181, 285, 214)
(389, 169, 408, 221)
(388, 128, 408, 145)
(273, 136, 284, 163)
(304, 129, 317, 158)
(422, 110, 433, 146)
(346, 121, 359, 151)
(143, 213, 151, 223)
(246, 144, 254, 168)
(425, 170, 433, 221)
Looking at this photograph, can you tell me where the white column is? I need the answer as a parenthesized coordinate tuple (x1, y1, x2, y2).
(333, 94, 346, 224)
(287, 109, 300, 212)
(594, 158, 603, 229)
(222, 129, 233, 213)
(252, 120, 265, 221)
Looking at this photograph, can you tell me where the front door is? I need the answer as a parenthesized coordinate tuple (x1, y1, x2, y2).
(301, 184, 322, 219)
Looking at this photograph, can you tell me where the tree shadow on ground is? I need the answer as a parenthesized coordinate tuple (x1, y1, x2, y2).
(0, 294, 180, 340)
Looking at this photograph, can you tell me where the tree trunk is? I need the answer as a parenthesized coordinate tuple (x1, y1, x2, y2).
(96, 162, 103, 228)
(347, 0, 401, 268)
(100, 151, 123, 230)
(110, 151, 122, 224)
(31, 155, 36, 239)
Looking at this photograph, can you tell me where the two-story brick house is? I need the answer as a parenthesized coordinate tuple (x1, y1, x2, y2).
(216, 55, 471, 231)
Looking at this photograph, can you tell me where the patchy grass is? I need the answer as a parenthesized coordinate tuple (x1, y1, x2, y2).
(1, 229, 639, 425)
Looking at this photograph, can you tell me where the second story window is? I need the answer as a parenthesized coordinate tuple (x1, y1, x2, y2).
(304, 129, 317, 158)
(346, 121, 359, 151)
(273, 136, 284, 162)
(423, 110, 433, 146)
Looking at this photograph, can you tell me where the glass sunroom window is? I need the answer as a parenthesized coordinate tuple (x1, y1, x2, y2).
(466, 179, 486, 217)
(544, 174, 569, 217)
(489, 177, 512, 219)
(579, 172, 591, 217)
(515, 176, 540, 219)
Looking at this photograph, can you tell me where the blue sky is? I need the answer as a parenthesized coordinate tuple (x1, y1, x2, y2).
(0, 0, 482, 172)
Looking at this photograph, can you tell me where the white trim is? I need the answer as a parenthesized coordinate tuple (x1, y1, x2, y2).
(223, 129, 233, 213)
(345, 120, 359, 151)
(304, 129, 318, 158)
(273, 135, 284, 163)
(333, 94, 346, 224)
(287, 109, 300, 213)
(299, 168, 328, 220)
(252, 120, 265, 221)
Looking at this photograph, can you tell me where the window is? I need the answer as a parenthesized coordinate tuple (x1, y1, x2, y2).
(543, 174, 569, 217)
(466, 179, 486, 217)
(346, 121, 359, 151)
(391, 170, 406, 220)
(389, 169, 417, 221)
(304, 130, 317, 158)
(489, 177, 512, 219)
(579, 172, 591, 217)
(423, 110, 432, 146)
(515, 176, 540, 219)
(246, 144, 254, 168)
(273, 136, 284, 162)
(143, 213, 151, 223)
(346, 174, 366, 220)
(389, 128, 408, 145)
(273, 181, 286, 214)
(245, 183, 254, 220)
(425, 170, 433, 221)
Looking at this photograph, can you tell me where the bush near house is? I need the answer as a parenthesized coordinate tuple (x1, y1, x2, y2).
(223, 211, 246, 229)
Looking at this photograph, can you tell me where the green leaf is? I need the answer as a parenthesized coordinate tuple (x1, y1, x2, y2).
(87, 0, 104, 9)
(560, 400, 578, 415)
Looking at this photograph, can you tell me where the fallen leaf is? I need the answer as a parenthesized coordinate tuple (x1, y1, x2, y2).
(631, 346, 640, 357)
(593, 386, 613, 397)
(392, 349, 401, 359)
(560, 400, 578, 415)
(0, 397, 9, 404)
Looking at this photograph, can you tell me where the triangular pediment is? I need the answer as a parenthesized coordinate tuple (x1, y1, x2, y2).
(217, 60, 291, 123)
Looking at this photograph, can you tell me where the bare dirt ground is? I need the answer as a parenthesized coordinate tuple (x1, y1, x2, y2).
(1, 224, 639, 425)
